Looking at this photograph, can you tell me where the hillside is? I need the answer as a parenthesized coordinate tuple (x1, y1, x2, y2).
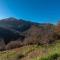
(0, 17, 60, 50)
(0, 18, 60, 60)
(0, 40, 60, 60)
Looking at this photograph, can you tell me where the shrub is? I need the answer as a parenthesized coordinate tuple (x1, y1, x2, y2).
(23, 28, 56, 45)
(41, 53, 60, 60)
(5, 41, 23, 50)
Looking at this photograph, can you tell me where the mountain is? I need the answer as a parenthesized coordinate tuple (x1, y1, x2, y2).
(0, 17, 59, 50)
(0, 17, 32, 32)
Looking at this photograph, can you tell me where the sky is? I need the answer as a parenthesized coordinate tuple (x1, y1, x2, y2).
(0, 0, 60, 24)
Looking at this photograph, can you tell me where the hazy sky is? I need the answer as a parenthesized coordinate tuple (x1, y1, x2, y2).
(0, 0, 60, 23)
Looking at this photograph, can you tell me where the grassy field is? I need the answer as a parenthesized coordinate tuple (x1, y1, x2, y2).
(0, 40, 60, 60)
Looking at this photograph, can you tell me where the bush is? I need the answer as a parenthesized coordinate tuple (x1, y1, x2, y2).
(5, 41, 23, 50)
(23, 28, 56, 45)
(41, 53, 60, 60)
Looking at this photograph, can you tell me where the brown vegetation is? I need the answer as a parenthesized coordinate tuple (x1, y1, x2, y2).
(5, 41, 23, 50)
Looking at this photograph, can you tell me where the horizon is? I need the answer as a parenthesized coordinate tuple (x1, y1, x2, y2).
(0, 0, 60, 24)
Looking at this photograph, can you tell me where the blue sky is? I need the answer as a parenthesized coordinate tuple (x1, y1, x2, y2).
(0, 0, 60, 23)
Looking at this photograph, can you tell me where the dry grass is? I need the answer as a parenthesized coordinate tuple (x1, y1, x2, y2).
(0, 45, 37, 60)
(0, 40, 60, 60)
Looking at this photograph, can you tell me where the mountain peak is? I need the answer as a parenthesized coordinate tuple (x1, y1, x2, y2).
(2, 17, 18, 21)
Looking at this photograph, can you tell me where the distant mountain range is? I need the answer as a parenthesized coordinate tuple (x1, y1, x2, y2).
(0, 17, 59, 50)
